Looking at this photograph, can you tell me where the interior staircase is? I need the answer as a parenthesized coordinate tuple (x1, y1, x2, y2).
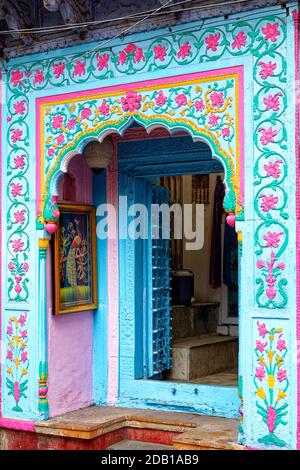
(167, 303, 238, 383)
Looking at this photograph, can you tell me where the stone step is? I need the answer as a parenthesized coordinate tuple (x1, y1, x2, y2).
(108, 440, 174, 450)
(167, 334, 238, 381)
(171, 303, 220, 340)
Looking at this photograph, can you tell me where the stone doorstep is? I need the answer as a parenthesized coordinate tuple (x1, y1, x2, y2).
(35, 406, 242, 450)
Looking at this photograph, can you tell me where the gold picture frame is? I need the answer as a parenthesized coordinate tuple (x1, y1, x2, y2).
(53, 203, 98, 315)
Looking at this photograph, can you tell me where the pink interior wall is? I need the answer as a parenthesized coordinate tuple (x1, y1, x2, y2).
(47, 155, 94, 417)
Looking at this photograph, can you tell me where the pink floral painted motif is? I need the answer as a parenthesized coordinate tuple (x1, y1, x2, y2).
(259, 193, 278, 212)
(121, 90, 142, 112)
(205, 33, 221, 51)
(124, 44, 137, 54)
(67, 118, 76, 130)
(277, 369, 287, 383)
(263, 232, 284, 248)
(258, 61, 277, 79)
(210, 91, 224, 108)
(56, 134, 65, 146)
(14, 155, 26, 170)
(264, 160, 283, 178)
(6, 313, 29, 412)
(80, 107, 92, 119)
(154, 44, 167, 61)
(13, 101, 27, 116)
(118, 44, 145, 65)
(277, 335, 287, 352)
(98, 99, 110, 116)
(10, 69, 25, 87)
(222, 127, 230, 138)
(208, 114, 220, 126)
(133, 47, 145, 64)
(10, 183, 23, 198)
(155, 90, 167, 107)
(256, 366, 266, 381)
(33, 70, 44, 85)
(259, 127, 278, 146)
(10, 239, 24, 253)
(51, 115, 64, 130)
(96, 53, 110, 71)
(118, 51, 127, 65)
(177, 41, 191, 59)
(52, 62, 66, 79)
(13, 210, 26, 225)
(256, 340, 268, 353)
(257, 321, 268, 338)
(263, 93, 282, 111)
(194, 99, 205, 112)
(22, 262, 29, 272)
(257, 251, 285, 300)
(262, 23, 280, 42)
(72, 60, 86, 77)
(175, 94, 187, 107)
(232, 31, 247, 50)
(11, 129, 23, 143)
(48, 148, 55, 157)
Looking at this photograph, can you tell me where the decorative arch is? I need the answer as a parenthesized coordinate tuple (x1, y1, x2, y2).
(36, 67, 244, 229)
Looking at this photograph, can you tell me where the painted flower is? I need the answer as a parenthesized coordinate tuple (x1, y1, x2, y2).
(277, 369, 287, 383)
(133, 47, 145, 63)
(67, 118, 76, 130)
(13, 100, 26, 115)
(11, 129, 23, 143)
(208, 114, 220, 126)
(222, 127, 230, 138)
(19, 314, 26, 327)
(21, 351, 28, 363)
(121, 90, 142, 112)
(155, 90, 167, 107)
(258, 61, 277, 79)
(10, 69, 24, 87)
(277, 336, 286, 352)
(177, 41, 191, 59)
(257, 260, 265, 269)
(277, 263, 285, 271)
(118, 51, 127, 65)
(257, 321, 268, 338)
(7, 324, 13, 336)
(210, 91, 224, 108)
(15, 283, 22, 294)
(96, 53, 110, 71)
(8, 262, 15, 271)
(232, 31, 247, 50)
(276, 389, 286, 402)
(259, 194, 278, 212)
(264, 160, 283, 178)
(72, 60, 86, 77)
(81, 107, 92, 119)
(124, 43, 137, 54)
(259, 127, 278, 146)
(263, 93, 282, 111)
(175, 94, 187, 107)
(205, 33, 221, 51)
(13, 382, 21, 403)
(56, 134, 65, 146)
(52, 62, 66, 79)
(263, 231, 283, 248)
(51, 114, 64, 130)
(255, 366, 266, 382)
(262, 23, 280, 42)
(154, 44, 167, 61)
(256, 340, 267, 353)
(21, 330, 27, 339)
(48, 148, 55, 157)
(10, 183, 23, 198)
(266, 406, 277, 433)
(10, 239, 24, 253)
(22, 262, 29, 272)
(33, 70, 44, 85)
(14, 210, 26, 225)
(7, 349, 13, 360)
(14, 155, 26, 169)
(256, 387, 266, 400)
(98, 99, 110, 116)
(194, 99, 205, 112)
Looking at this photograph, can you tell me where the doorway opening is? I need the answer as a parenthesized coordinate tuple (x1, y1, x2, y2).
(119, 125, 239, 390)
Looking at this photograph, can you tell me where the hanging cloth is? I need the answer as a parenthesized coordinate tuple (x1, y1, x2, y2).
(209, 176, 225, 288)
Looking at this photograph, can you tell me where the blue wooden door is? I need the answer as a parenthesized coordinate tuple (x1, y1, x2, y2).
(147, 184, 171, 377)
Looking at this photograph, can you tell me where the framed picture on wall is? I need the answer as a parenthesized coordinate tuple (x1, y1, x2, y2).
(53, 203, 98, 315)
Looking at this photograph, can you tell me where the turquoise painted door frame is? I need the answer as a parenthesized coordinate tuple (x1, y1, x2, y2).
(118, 136, 240, 418)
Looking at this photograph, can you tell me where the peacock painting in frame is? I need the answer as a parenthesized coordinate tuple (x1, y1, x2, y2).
(53, 204, 98, 315)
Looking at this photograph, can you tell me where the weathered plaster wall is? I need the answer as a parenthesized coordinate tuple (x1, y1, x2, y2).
(46, 155, 94, 417)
